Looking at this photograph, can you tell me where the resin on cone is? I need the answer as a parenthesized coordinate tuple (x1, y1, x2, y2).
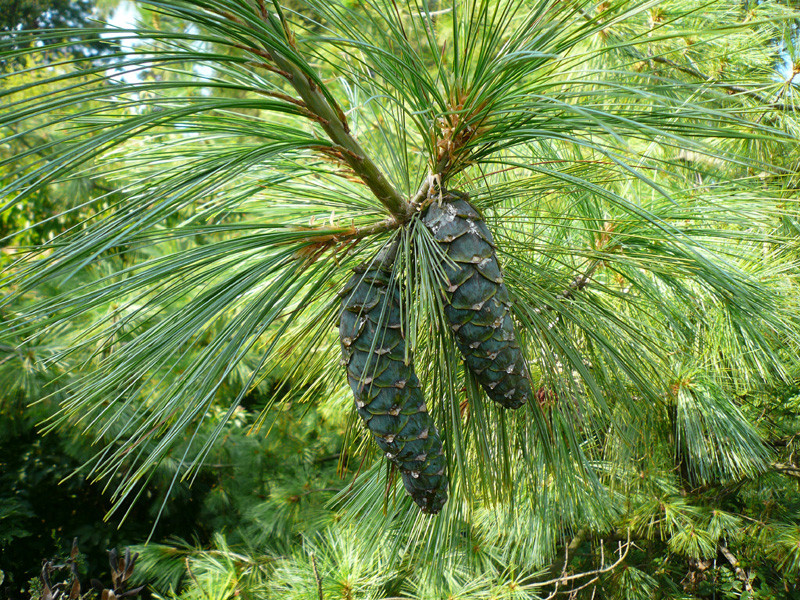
(422, 191, 532, 409)
(339, 243, 448, 513)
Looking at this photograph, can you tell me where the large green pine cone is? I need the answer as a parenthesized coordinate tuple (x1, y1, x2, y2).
(339, 254, 448, 514)
(422, 192, 532, 409)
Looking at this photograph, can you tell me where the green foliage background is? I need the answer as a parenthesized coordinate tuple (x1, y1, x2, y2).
(2, 0, 800, 599)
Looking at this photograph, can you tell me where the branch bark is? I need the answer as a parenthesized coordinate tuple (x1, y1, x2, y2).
(557, 258, 603, 302)
(546, 528, 589, 580)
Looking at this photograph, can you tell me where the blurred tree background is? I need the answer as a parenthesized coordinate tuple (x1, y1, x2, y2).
(0, 0, 120, 58)
(2, 1, 800, 599)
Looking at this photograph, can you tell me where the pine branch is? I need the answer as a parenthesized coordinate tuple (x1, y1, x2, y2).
(648, 55, 797, 112)
(533, 258, 604, 314)
(276, 56, 410, 219)
(557, 259, 602, 302)
(247, 40, 413, 222)
(572, 3, 797, 112)
(209, 4, 413, 222)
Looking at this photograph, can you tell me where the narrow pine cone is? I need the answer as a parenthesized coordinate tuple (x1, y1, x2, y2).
(339, 244, 448, 514)
(422, 191, 532, 409)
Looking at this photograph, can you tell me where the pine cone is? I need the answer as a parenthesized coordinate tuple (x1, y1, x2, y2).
(339, 244, 448, 514)
(422, 191, 532, 409)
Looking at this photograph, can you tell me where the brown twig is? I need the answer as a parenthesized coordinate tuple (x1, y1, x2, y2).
(232, 44, 292, 78)
(243, 57, 293, 80)
(534, 258, 604, 314)
(558, 259, 603, 302)
(311, 553, 324, 600)
(284, 217, 400, 249)
(538, 529, 632, 598)
(546, 528, 589, 581)
(185, 558, 212, 600)
(409, 156, 450, 208)
(719, 544, 753, 593)
(771, 462, 800, 478)
(251, 88, 308, 108)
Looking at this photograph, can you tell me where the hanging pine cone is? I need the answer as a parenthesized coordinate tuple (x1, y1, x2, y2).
(339, 243, 448, 514)
(422, 191, 532, 409)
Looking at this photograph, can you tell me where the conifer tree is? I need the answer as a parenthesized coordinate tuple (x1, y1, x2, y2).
(2, 0, 800, 587)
